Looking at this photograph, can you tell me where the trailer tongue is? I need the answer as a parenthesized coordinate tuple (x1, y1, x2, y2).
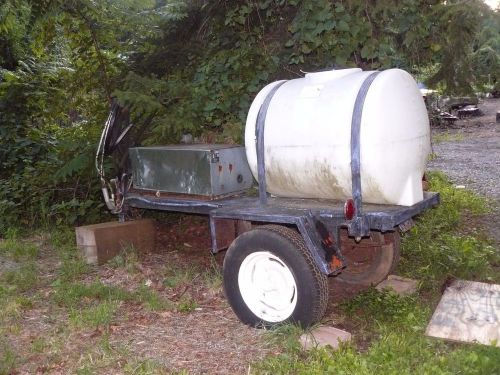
(99, 68, 439, 328)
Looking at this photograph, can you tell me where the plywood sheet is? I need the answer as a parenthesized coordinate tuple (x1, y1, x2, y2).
(426, 280, 500, 346)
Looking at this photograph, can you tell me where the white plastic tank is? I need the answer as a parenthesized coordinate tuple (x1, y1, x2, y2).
(245, 68, 430, 206)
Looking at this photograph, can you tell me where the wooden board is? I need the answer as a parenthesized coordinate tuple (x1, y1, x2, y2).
(426, 280, 500, 347)
(75, 219, 156, 265)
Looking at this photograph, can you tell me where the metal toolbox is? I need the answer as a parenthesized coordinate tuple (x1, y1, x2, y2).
(128, 145, 254, 198)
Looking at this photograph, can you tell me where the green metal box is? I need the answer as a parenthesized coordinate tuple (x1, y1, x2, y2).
(128, 145, 253, 198)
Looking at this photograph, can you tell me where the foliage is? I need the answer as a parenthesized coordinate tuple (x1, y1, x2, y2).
(341, 289, 429, 330)
(1, 0, 498, 229)
(471, 4, 500, 91)
(257, 322, 500, 374)
(0, 0, 175, 232)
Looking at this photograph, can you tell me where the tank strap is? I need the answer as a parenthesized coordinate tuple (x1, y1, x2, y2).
(255, 81, 287, 205)
(350, 71, 380, 226)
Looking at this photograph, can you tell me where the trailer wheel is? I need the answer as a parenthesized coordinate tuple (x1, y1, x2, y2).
(337, 229, 400, 286)
(223, 225, 328, 328)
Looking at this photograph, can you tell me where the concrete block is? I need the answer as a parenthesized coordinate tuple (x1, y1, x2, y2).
(376, 275, 419, 296)
(75, 219, 156, 264)
(299, 326, 351, 350)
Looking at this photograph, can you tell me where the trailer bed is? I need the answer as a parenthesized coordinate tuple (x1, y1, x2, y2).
(124, 191, 439, 232)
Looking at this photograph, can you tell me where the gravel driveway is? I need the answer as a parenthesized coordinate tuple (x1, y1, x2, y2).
(427, 98, 500, 247)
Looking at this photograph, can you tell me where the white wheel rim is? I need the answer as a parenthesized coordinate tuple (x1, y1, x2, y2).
(238, 251, 298, 323)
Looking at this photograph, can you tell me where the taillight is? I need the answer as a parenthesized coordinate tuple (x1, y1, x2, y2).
(344, 199, 355, 220)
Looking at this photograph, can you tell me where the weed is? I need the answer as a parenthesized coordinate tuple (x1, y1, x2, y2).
(4, 228, 18, 239)
(48, 227, 93, 282)
(0, 238, 38, 260)
(262, 323, 303, 353)
(0, 340, 16, 375)
(0, 298, 22, 323)
(162, 264, 199, 288)
(123, 358, 168, 374)
(52, 280, 132, 308)
(107, 244, 140, 272)
(177, 297, 198, 313)
(31, 337, 46, 353)
(202, 257, 223, 292)
(432, 131, 465, 143)
(340, 289, 430, 335)
(69, 301, 119, 328)
(50, 227, 77, 249)
(58, 256, 90, 282)
(134, 285, 172, 311)
(53, 279, 172, 314)
(255, 329, 500, 374)
(1, 262, 38, 292)
(75, 334, 123, 374)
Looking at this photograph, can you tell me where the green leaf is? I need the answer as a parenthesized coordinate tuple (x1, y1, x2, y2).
(337, 20, 349, 32)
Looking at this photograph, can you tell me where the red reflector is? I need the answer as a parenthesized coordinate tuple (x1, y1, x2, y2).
(344, 199, 355, 220)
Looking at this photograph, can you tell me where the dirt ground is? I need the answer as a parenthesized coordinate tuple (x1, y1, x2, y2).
(2, 99, 499, 374)
(2, 218, 374, 375)
(428, 97, 500, 247)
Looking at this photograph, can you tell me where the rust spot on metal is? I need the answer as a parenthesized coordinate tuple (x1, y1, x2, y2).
(330, 256, 343, 269)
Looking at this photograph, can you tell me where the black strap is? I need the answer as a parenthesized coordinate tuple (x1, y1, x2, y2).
(255, 81, 287, 205)
(350, 72, 380, 217)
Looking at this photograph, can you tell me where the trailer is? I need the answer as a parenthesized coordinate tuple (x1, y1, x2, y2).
(98, 68, 440, 327)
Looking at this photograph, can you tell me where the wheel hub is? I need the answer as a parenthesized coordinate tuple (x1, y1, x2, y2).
(238, 251, 297, 322)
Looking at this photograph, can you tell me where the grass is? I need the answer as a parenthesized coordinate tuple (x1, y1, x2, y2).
(162, 264, 200, 288)
(256, 292, 500, 374)
(0, 229, 38, 261)
(123, 359, 169, 374)
(177, 297, 198, 313)
(31, 337, 46, 354)
(69, 301, 119, 328)
(52, 279, 172, 316)
(49, 227, 92, 281)
(400, 172, 498, 288)
(255, 171, 500, 374)
(75, 335, 172, 375)
(340, 289, 429, 332)
(0, 260, 37, 331)
(1, 262, 38, 292)
(433, 131, 465, 143)
(0, 340, 16, 375)
(255, 327, 500, 375)
(0, 225, 178, 372)
(161, 259, 222, 293)
(107, 244, 140, 272)
(135, 285, 173, 311)
(52, 280, 132, 308)
(203, 257, 223, 292)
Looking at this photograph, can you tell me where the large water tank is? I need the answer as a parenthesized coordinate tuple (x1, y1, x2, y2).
(245, 68, 430, 206)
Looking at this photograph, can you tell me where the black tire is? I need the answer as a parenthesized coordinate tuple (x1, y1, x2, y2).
(336, 229, 400, 286)
(223, 225, 328, 328)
